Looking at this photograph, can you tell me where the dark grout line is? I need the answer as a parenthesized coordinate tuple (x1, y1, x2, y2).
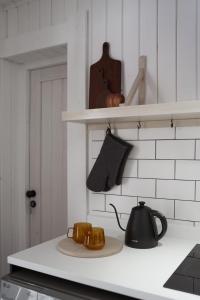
(174, 200, 175, 219)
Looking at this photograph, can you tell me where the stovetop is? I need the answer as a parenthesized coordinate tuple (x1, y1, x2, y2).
(164, 244, 200, 295)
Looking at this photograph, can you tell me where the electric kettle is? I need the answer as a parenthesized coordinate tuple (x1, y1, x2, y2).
(110, 201, 167, 249)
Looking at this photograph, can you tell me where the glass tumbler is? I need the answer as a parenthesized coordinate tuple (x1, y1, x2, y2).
(84, 227, 105, 250)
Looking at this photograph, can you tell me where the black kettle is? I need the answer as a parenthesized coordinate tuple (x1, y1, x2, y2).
(110, 201, 167, 249)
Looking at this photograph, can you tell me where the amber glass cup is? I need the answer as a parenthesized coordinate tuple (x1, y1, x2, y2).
(84, 227, 105, 250)
(67, 222, 92, 244)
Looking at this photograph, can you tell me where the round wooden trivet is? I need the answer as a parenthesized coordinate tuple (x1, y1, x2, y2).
(57, 236, 123, 258)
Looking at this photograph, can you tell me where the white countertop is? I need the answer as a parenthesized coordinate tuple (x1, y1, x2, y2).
(7, 233, 200, 300)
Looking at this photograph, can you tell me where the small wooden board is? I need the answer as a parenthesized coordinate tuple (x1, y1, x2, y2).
(57, 236, 123, 258)
(89, 42, 122, 109)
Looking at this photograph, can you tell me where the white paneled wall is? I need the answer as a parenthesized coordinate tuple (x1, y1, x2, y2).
(0, 0, 78, 39)
(157, 0, 176, 103)
(0, 59, 27, 276)
(88, 126, 200, 225)
(177, 0, 197, 101)
(89, 0, 200, 104)
(1, 0, 199, 103)
(0, 1, 199, 104)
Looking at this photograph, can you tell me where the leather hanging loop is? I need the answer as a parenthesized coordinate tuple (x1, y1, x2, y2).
(106, 122, 111, 134)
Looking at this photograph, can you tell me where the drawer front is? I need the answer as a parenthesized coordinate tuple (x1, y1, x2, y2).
(1, 281, 37, 300)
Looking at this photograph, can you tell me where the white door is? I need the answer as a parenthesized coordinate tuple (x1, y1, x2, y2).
(28, 64, 67, 246)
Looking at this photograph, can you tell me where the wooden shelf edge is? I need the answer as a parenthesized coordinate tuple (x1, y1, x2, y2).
(62, 100, 200, 124)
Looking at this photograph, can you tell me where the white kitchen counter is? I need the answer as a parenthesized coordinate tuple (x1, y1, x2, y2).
(7, 232, 200, 300)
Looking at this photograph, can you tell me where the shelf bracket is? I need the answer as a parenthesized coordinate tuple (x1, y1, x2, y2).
(123, 56, 146, 106)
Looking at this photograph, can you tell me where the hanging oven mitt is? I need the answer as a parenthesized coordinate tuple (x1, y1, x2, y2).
(87, 128, 133, 192)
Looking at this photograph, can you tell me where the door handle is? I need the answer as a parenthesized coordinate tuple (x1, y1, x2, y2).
(30, 200, 37, 208)
(26, 190, 36, 198)
(26, 191, 37, 210)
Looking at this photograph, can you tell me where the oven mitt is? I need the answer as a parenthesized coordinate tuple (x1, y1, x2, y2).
(108, 130, 133, 185)
(87, 128, 133, 192)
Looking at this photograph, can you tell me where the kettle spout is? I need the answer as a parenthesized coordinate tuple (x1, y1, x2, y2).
(109, 203, 126, 231)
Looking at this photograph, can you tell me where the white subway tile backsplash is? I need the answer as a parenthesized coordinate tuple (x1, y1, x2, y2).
(91, 141, 103, 158)
(90, 129, 106, 140)
(195, 181, 200, 201)
(175, 201, 200, 221)
(139, 127, 175, 140)
(90, 128, 115, 140)
(123, 160, 138, 177)
(90, 128, 138, 141)
(89, 193, 105, 211)
(176, 126, 200, 139)
(88, 210, 116, 218)
(196, 140, 200, 159)
(103, 184, 121, 195)
(167, 219, 194, 227)
(116, 128, 138, 140)
(176, 160, 200, 180)
(121, 214, 129, 221)
(106, 195, 137, 214)
(138, 197, 174, 218)
(122, 178, 155, 197)
(157, 180, 195, 200)
(129, 141, 155, 159)
(139, 160, 174, 179)
(88, 125, 200, 226)
(156, 140, 195, 159)
(88, 159, 95, 173)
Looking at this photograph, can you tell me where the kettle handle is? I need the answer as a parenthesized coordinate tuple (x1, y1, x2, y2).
(151, 210, 168, 241)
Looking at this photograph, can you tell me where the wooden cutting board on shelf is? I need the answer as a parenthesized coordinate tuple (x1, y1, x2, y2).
(57, 236, 123, 258)
(89, 42, 123, 109)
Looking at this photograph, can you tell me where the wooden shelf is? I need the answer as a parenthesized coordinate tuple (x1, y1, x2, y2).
(62, 100, 200, 124)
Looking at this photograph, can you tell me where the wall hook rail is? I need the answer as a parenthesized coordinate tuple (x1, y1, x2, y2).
(137, 121, 141, 129)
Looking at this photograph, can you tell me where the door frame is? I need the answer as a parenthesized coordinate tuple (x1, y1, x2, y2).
(0, 9, 88, 255)
(24, 10, 88, 248)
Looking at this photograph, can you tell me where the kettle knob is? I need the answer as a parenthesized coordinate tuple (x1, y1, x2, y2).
(139, 201, 145, 206)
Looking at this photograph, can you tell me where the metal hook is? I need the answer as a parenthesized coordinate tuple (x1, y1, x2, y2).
(170, 119, 174, 128)
(106, 122, 111, 135)
(137, 121, 141, 129)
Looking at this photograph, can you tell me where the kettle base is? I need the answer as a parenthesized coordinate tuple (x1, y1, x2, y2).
(125, 240, 158, 249)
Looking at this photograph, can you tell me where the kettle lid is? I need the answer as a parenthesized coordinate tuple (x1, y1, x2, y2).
(134, 201, 151, 211)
